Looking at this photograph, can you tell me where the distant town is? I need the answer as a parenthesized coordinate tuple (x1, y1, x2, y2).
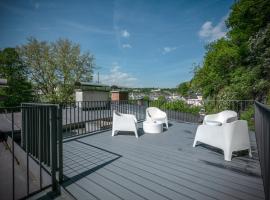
(128, 88, 203, 106)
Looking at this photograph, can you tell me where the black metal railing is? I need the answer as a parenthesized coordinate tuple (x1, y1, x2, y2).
(147, 100, 254, 124)
(0, 99, 265, 199)
(21, 103, 63, 191)
(60, 100, 257, 138)
(148, 101, 200, 123)
(64, 99, 252, 132)
(202, 100, 254, 116)
(62, 100, 148, 138)
(0, 103, 62, 200)
(255, 101, 270, 200)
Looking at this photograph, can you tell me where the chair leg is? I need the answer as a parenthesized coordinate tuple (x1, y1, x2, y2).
(224, 150, 232, 161)
(192, 139, 197, 147)
(165, 119, 168, 129)
(248, 148, 252, 158)
(134, 129, 138, 138)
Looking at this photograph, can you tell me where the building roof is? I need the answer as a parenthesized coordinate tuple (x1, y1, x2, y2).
(76, 82, 109, 87)
(75, 82, 111, 92)
(111, 90, 129, 93)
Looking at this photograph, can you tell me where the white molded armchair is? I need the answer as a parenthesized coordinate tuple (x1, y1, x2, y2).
(193, 120, 252, 161)
(146, 107, 168, 129)
(112, 110, 138, 138)
(203, 110, 238, 124)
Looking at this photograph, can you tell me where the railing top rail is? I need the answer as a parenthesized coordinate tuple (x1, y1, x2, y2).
(21, 103, 59, 106)
(202, 100, 255, 102)
(255, 101, 270, 112)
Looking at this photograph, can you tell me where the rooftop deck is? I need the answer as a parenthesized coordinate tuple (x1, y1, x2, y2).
(62, 122, 264, 200)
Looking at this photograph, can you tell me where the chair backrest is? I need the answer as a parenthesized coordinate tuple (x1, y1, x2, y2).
(146, 107, 161, 116)
(217, 110, 238, 123)
(113, 110, 121, 117)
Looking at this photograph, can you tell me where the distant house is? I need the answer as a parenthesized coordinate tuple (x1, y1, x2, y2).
(111, 91, 129, 101)
(186, 94, 203, 106)
(151, 88, 160, 92)
(169, 93, 185, 101)
(75, 82, 111, 109)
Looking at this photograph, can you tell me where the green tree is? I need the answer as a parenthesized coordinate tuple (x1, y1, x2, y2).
(143, 95, 150, 101)
(0, 48, 33, 107)
(227, 0, 270, 44)
(18, 38, 95, 103)
(177, 82, 190, 97)
(157, 95, 166, 103)
(192, 39, 240, 98)
(192, 0, 270, 103)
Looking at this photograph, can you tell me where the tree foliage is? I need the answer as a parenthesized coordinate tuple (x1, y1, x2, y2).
(157, 95, 166, 103)
(18, 38, 95, 103)
(150, 100, 201, 114)
(0, 48, 33, 107)
(192, 0, 270, 102)
(177, 82, 190, 97)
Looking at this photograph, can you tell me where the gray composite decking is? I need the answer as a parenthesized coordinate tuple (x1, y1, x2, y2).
(62, 122, 264, 200)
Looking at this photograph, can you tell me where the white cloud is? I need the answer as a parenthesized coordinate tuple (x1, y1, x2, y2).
(162, 46, 177, 54)
(198, 16, 227, 42)
(121, 29, 130, 38)
(122, 44, 132, 49)
(100, 63, 137, 87)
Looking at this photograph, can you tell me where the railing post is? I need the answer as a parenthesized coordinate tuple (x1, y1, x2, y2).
(12, 111, 15, 200)
(57, 105, 63, 183)
(255, 101, 270, 200)
(49, 106, 59, 193)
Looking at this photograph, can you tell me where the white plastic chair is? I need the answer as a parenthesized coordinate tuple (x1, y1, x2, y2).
(193, 120, 252, 161)
(203, 110, 238, 124)
(146, 107, 168, 129)
(112, 110, 138, 138)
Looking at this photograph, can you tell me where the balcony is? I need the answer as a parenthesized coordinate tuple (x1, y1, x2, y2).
(0, 100, 269, 200)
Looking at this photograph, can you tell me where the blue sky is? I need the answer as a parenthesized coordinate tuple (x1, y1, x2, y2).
(0, 0, 233, 88)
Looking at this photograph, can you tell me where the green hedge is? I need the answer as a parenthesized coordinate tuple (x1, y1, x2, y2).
(149, 100, 201, 114)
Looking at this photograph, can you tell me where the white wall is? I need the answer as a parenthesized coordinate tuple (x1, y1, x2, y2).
(75, 90, 109, 109)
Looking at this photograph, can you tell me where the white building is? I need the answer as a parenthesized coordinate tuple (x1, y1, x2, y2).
(75, 82, 110, 109)
(186, 94, 203, 106)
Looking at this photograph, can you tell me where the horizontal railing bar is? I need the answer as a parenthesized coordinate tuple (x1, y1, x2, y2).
(255, 101, 270, 112)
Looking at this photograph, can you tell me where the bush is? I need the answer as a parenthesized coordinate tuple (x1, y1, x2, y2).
(150, 100, 201, 114)
(240, 106, 255, 130)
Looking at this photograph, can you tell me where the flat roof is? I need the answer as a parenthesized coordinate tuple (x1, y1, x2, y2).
(75, 82, 111, 92)
(75, 82, 109, 87)
(111, 90, 129, 93)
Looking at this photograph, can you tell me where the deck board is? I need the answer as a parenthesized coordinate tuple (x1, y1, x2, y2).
(62, 122, 264, 200)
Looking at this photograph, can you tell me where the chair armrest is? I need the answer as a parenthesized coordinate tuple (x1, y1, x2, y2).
(195, 124, 225, 148)
(203, 114, 219, 124)
(197, 124, 224, 133)
(222, 120, 250, 150)
(121, 113, 137, 123)
(226, 116, 238, 123)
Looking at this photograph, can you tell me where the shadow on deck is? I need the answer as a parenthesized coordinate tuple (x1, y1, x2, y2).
(62, 122, 264, 200)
